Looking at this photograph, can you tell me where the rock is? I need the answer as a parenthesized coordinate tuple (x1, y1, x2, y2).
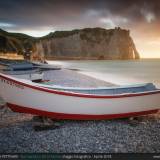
(32, 116, 61, 131)
(0, 29, 35, 56)
(34, 27, 140, 60)
(0, 27, 140, 60)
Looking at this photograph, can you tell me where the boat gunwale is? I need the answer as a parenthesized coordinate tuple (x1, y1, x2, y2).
(1, 73, 160, 99)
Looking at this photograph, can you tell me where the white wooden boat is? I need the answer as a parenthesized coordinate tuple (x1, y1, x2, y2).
(0, 73, 159, 120)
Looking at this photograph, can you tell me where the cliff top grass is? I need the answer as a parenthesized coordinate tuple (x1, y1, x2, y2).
(0, 28, 34, 41)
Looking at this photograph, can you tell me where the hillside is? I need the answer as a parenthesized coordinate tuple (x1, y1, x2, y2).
(0, 27, 140, 60)
(0, 29, 36, 57)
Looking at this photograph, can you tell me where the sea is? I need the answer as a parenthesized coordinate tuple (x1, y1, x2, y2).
(48, 59, 160, 87)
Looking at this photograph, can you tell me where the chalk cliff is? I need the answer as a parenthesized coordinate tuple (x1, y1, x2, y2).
(34, 27, 140, 60)
(0, 27, 140, 60)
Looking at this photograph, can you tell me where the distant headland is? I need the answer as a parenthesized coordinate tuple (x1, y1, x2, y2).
(0, 27, 140, 61)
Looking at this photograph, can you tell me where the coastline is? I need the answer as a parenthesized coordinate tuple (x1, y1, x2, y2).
(78, 71, 139, 85)
(0, 69, 160, 153)
(47, 59, 160, 87)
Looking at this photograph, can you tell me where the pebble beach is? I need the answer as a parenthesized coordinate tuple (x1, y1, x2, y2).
(0, 69, 160, 153)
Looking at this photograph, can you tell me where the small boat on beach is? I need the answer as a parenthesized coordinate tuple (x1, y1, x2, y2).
(31, 61, 61, 70)
(0, 59, 44, 81)
(0, 73, 159, 120)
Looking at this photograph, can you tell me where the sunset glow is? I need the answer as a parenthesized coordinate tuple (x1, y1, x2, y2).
(136, 41, 160, 58)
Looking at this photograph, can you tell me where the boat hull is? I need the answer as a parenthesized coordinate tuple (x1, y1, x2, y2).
(7, 103, 158, 120)
(0, 73, 160, 120)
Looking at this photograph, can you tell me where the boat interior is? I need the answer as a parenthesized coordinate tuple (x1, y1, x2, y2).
(36, 81, 158, 95)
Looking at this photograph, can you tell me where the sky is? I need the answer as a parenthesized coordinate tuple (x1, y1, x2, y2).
(0, 0, 160, 58)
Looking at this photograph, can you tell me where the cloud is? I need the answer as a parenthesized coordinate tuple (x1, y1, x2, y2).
(0, 0, 159, 38)
(0, 0, 158, 30)
(0, 22, 15, 28)
(99, 18, 115, 28)
(140, 2, 156, 23)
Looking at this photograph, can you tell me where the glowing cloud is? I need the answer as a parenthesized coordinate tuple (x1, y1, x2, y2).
(99, 18, 115, 27)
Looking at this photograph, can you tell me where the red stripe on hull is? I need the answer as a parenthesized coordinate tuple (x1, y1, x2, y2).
(7, 103, 159, 120)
